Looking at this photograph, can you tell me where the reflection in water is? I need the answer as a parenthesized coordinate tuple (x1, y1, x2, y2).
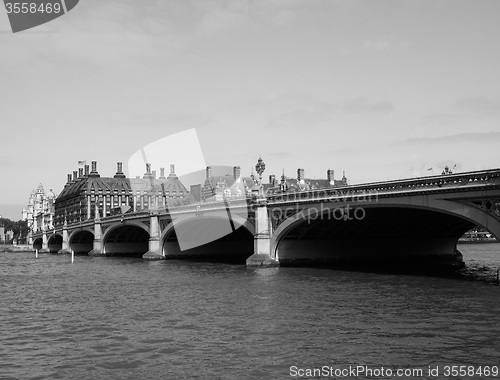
(0, 244, 499, 379)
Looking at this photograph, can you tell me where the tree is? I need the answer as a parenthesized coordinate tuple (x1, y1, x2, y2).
(0, 217, 29, 243)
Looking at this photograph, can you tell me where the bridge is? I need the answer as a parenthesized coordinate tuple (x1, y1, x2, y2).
(31, 168, 500, 271)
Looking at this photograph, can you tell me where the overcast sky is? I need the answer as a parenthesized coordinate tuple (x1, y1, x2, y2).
(1, 0, 500, 220)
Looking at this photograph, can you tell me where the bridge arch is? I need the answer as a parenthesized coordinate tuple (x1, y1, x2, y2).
(33, 237, 43, 250)
(102, 222, 150, 258)
(47, 233, 63, 253)
(161, 216, 255, 263)
(69, 228, 94, 255)
(271, 200, 500, 271)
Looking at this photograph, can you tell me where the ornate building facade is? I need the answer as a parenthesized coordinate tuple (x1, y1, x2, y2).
(22, 183, 57, 234)
(54, 161, 189, 227)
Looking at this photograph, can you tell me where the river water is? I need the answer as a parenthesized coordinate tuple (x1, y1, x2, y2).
(1, 244, 499, 380)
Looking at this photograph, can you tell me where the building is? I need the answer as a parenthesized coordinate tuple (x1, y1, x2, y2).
(54, 161, 189, 227)
(195, 165, 349, 200)
(21, 183, 57, 234)
(198, 166, 256, 202)
(266, 168, 348, 194)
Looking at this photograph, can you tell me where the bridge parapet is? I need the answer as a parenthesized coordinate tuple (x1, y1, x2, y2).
(266, 168, 500, 205)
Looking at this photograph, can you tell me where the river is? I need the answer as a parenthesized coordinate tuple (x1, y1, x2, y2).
(1, 244, 499, 379)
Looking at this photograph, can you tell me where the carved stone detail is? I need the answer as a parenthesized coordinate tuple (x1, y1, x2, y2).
(270, 209, 300, 231)
(160, 219, 170, 231)
(464, 199, 500, 220)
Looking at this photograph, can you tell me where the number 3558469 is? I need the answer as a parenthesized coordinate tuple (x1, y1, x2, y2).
(5, 2, 62, 14)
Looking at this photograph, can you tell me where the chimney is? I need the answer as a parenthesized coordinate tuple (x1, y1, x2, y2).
(78, 168, 83, 178)
(84, 165, 89, 176)
(269, 174, 276, 186)
(89, 161, 100, 178)
(114, 162, 126, 178)
(327, 169, 334, 184)
(67, 174, 72, 183)
(168, 164, 178, 179)
(206, 166, 212, 179)
(73, 171, 78, 181)
(152, 170, 156, 179)
(297, 168, 305, 183)
(159, 167, 166, 179)
(233, 166, 241, 181)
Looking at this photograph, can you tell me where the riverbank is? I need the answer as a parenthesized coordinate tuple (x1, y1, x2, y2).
(457, 242, 500, 284)
(457, 263, 500, 284)
(0, 245, 34, 253)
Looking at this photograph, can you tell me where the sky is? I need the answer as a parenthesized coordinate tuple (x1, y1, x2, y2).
(1, 0, 500, 220)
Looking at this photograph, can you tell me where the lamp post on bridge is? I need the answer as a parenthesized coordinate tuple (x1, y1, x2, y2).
(247, 156, 278, 267)
(255, 157, 266, 201)
(255, 157, 265, 185)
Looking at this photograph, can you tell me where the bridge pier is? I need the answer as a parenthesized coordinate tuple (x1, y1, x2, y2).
(57, 220, 71, 254)
(246, 200, 279, 267)
(39, 230, 50, 253)
(143, 213, 165, 260)
(88, 210, 104, 256)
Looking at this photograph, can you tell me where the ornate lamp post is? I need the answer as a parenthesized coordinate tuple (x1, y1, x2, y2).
(255, 157, 266, 201)
(255, 157, 266, 185)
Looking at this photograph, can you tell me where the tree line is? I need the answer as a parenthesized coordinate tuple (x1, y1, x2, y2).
(0, 217, 29, 244)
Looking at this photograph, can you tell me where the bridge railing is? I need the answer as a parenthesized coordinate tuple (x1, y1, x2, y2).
(266, 168, 500, 204)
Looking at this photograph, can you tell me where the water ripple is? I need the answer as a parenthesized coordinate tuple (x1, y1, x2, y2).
(1, 247, 500, 379)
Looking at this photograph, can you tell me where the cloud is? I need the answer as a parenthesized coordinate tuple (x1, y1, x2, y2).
(454, 96, 500, 116)
(0, 0, 188, 69)
(267, 101, 338, 128)
(252, 93, 394, 128)
(116, 111, 210, 128)
(406, 131, 500, 145)
(342, 97, 394, 114)
(362, 36, 409, 51)
(198, 7, 254, 33)
(361, 38, 391, 52)
(420, 113, 463, 125)
(194, 0, 344, 33)
(341, 35, 409, 55)
(421, 96, 500, 126)
(267, 151, 293, 158)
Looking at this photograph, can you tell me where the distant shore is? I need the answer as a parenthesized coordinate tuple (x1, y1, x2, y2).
(458, 239, 498, 244)
(0, 245, 34, 253)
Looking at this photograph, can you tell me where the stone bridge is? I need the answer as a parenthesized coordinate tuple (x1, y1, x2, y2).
(32, 168, 500, 270)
